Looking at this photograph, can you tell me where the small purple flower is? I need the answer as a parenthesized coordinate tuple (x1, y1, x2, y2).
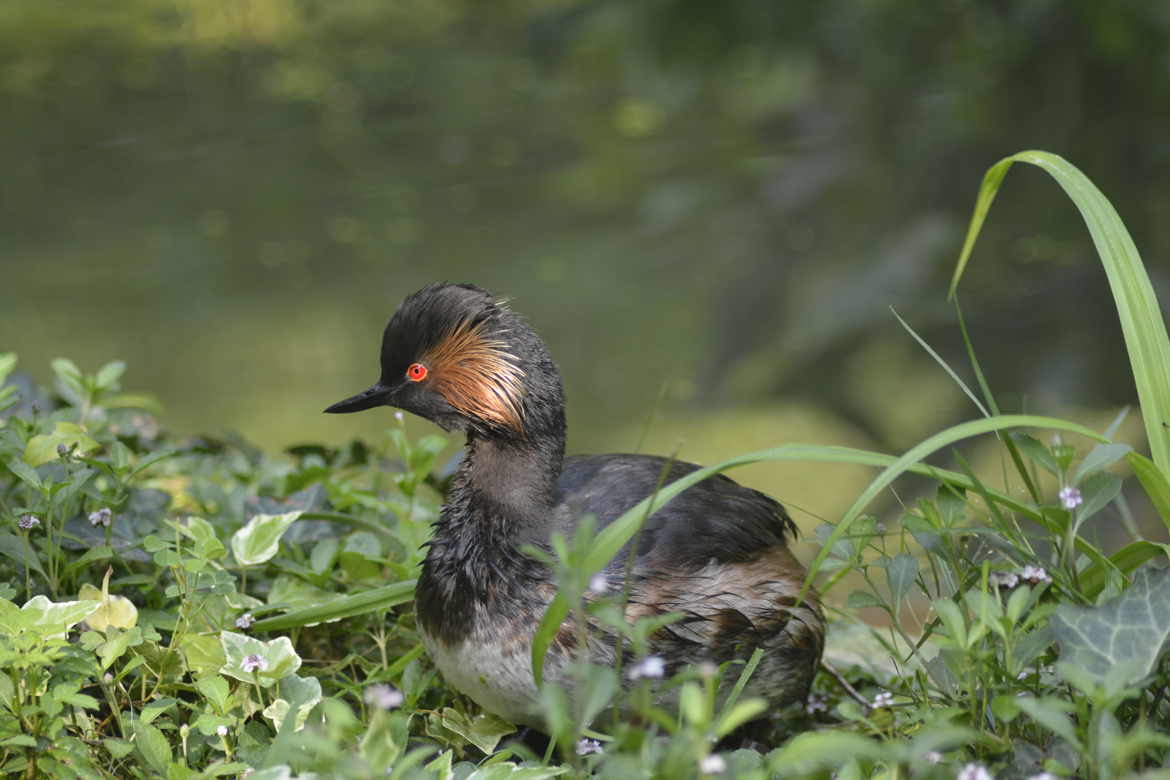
(1026, 773, 1057, 780)
(957, 764, 993, 780)
(394, 411, 405, 423)
(241, 654, 267, 674)
(235, 613, 255, 630)
(17, 514, 40, 530)
(1059, 486, 1083, 510)
(989, 570, 1019, 589)
(363, 683, 404, 710)
(805, 693, 828, 714)
(57, 443, 71, 459)
(88, 508, 113, 528)
(628, 655, 666, 680)
(1019, 565, 1051, 585)
(698, 661, 719, 679)
(699, 754, 726, 774)
(924, 751, 942, 765)
(871, 691, 894, 709)
(575, 737, 603, 756)
(588, 573, 609, 594)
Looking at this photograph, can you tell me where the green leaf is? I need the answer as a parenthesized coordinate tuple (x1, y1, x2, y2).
(96, 627, 141, 670)
(132, 720, 173, 775)
(0, 532, 46, 576)
(769, 731, 886, 774)
(948, 150, 1170, 477)
(79, 582, 139, 632)
(713, 697, 768, 739)
(1074, 443, 1132, 483)
(0, 353, 16, 385)
(1076, 472, 1123, 523)
(885, 553, 918, 610)
(174, 516, 226, 560)
(464, 765, 568, 780)
(1127, 451, 1170, 530)
(434, 708, 516, 754)
(51, 358, 85, 399)
(1014, 696, 1082, 749)
(195, 676, 231, 713)
(1051, 564, 1170, 689)
(95, 360, 126, 390)
(219, 631, 302, 688)
(24, 421, 100, 466)
(230, 511, 302, 566)
(0, 595, 101, 638)
(1012, 434, 1060, 476)
(310, 537, 339, 574)
(5, 457, 42, 490)
(262, 674, 322, 733)
(180, 634, 227, 677)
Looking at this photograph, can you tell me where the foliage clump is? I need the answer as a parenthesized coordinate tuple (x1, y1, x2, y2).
(3, 152, 1170, 778)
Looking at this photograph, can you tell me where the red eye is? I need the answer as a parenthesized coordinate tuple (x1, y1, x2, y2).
(406, 363, 428, 382)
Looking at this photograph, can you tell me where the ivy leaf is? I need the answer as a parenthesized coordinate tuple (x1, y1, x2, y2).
(80, 569, 139, 632)
(1051, 564, 1170, 689)
(431, 708, 516, 754)
(231, 511, 302, 566)
(219, 631, 302, 688)
(262, 674, 322, 733)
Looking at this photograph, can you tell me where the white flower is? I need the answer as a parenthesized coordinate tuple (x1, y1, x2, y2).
(805, 693, 828, 714)
(88, 508, 113, 527)
(628, 655, 666, 680)
(102, 673, 114, 685)
(394, 411, 405, 423)
(17, 514, 40, 530)
(698, 661, 719, 679)
(924, 751, 942, 764)
(871, 691, 894, 708)
(216, 725, 228, 738)
(1058, 486, 1082, 510)
(1019, 565, 1051, 585)
(575, 738, 603, 756)
(241, 654, 267, 673)
(989, 570, 1019, 589)
(699, 754, 726, 774)
(588, 573, 609, 594)
(363, 683, 404, 710)
(235, 613, 255, 630)
(956, 763, 993, 780)
(1026, 774, 1057, 780)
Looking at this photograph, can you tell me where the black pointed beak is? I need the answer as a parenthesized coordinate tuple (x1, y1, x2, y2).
(324, 382, 393, 414)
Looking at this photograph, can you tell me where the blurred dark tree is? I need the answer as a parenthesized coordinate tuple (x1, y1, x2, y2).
(2, 0, 1167, 450)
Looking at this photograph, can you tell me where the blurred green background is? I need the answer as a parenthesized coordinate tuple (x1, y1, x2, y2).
(3, 0, 1169, 530)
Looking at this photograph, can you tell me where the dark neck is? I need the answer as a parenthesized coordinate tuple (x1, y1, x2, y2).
(416, 424, 566, 644)
(458, 431, 564, 528)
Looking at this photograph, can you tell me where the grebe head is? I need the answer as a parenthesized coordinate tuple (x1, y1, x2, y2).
(325, 283, 563, 440)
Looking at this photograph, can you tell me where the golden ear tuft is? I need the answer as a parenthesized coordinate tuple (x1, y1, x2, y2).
(422, 319, 526, 432)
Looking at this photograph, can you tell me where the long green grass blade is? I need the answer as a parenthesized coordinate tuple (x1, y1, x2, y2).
(251, 579, 416, 631)
(803, 414, 1105, 597)
(531, 416, 1106, 683)
(1126, 451, 1170, 529)
(948, 150, 1170, 476)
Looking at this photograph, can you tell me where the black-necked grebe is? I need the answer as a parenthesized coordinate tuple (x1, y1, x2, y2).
(325, 283, 823, 728)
